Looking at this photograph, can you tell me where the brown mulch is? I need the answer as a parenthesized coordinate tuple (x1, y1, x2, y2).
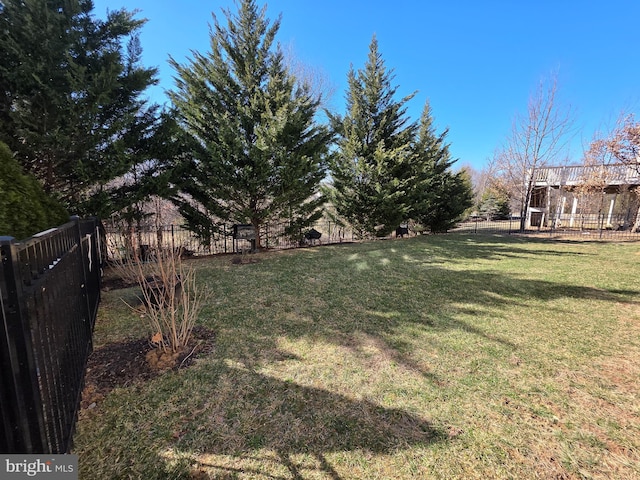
(100, 274, 137, 291)
(80, 325, 216, 414)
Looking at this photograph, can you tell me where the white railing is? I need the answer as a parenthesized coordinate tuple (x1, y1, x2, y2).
(532, 164, 640, 186)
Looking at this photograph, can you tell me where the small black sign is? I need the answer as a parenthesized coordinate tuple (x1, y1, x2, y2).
(232, 224, 256, 240)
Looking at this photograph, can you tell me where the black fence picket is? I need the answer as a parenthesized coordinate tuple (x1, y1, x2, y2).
(0, 217, 104, 454)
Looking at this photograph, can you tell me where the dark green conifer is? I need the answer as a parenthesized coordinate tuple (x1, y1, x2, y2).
(0, 0, 158, 216)
(169, 0, 331, 248)
(0, 142, 68, 239)
(327, 36, 416, 238)
(409, 102, 474, 232)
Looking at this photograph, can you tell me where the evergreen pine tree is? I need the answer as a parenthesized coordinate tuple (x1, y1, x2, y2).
(426, 168, 474, 232)
(0, 0, 158, 216)
(168, 0, 331, 249)
(97, 104, 166, 223)
(409, 102, 474, 232)
(478, 186, 511, 220)
(327, 36, 416, 238)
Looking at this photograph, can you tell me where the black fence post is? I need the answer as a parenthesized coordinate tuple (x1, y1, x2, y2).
(0, 236, 47, 453)
(71, 216, 92, 340)
(171, 225, 175, 254)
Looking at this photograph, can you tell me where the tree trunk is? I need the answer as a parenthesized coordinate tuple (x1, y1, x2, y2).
(520, 176, 534, 233)
(251, 218, 262, 251)
(632, 204, 640, 233)
(155, 199, 163, 254)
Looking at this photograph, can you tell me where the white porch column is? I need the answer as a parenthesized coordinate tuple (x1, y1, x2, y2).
(569, 197, 578, 228)
(556, 196, 567, 227)
(545, 186, 552, 227)
(607, 195, 617, 227)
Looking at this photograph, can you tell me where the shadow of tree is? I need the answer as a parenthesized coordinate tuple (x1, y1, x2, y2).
(171, 365, 444, 478)
(111, 235, 637, 479)
(382, 234, 597, 263)
(211, 238, 638, 383)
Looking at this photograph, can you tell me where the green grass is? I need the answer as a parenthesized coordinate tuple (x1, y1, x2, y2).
(74, 235, 640, 479)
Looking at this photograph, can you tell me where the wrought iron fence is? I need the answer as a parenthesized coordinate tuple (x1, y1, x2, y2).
(106, 213, 640, 262)
(0, 217, 104, 453)
(104, 220, 356, 260)
(452, 214, 640, 240)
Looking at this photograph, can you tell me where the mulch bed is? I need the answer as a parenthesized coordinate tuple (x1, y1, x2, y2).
(80, 325, 216, 414)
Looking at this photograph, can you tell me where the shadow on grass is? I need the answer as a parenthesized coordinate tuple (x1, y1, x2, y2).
(169, 364, 444, 479)
(401, 233, 597, 262)
(83, 236, 639, 478)
(206, 235, 639, 382)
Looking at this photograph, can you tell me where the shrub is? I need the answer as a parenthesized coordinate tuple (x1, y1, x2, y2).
(0, 142, 68, 239)
(121, 249, 209, 354)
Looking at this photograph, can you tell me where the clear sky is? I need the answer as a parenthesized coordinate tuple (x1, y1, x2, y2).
(92, 0, 640, 171)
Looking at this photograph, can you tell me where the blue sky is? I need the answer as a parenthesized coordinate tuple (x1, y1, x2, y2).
(93, 0, 640, 171)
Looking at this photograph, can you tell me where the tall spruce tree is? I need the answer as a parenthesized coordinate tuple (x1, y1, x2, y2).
(168, 0, 331, 249)
(0, 0, 158, 216)
(426, 167, 474, 232)
(408, 102, 473, 232)
(327, 36, 416, 238)
(408, 103, 473, 232)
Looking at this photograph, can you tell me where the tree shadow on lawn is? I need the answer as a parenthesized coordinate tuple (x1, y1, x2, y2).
(78, 354, 445, 479)
(402, 234, 598, 263)
(167, 364, 446, 479)
(336, 238, 640, 307)
(82, 238, 639, 478)
(212, 245, 639, 386)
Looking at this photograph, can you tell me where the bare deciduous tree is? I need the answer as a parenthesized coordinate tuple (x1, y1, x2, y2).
(607, 114, 640, 170)
(282, 43, 336, 112)
(494, 73, 574, 231)
(605, 114, 640, 231)
(472, 157, 507, 204)
(572, 133, 618, 228)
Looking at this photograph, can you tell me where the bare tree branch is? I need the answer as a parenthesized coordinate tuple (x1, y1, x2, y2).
(494, 72, 575, 231)
(602, 113, 640, 231)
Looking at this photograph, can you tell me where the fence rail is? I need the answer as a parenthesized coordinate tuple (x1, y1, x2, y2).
(0, 217, 104, 453)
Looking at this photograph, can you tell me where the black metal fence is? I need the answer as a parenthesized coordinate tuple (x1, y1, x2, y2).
(106, 213, 640, 262)
(452, 214, 640, 240)
(104, 220, 356, 260)
(0, 217, 104, 453)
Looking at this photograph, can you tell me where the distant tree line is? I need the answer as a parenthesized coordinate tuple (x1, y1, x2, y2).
(0, 0, 473, 241)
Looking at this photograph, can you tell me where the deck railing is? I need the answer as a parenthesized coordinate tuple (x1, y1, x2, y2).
(532, 164, 640, 186)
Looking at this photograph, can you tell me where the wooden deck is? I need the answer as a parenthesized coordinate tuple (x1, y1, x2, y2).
(532, 164, 640, 187)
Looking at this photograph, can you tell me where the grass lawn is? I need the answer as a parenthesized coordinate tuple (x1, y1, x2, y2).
(73, 234, 640, 479)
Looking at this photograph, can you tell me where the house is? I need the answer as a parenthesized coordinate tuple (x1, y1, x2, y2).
(527, 164, 640, 230)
